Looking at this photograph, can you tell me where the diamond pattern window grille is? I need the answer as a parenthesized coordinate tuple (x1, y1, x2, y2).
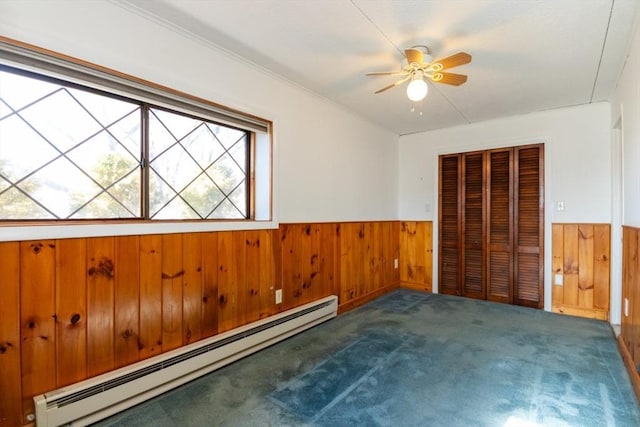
(148, 108, 248, 219)
(0, 68, 142, 219)
(0, 66, 251, 221)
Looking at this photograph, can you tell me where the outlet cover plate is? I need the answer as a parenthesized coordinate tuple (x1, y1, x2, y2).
(554, 274, 563, 286)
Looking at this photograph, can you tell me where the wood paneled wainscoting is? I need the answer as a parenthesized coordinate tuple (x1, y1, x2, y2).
(620, 225, 640, 401)
(0, 220, 436, 426)
(399, 221, 433, 292)
(551, 223, 611, 320)
(281, 222, 401, 313)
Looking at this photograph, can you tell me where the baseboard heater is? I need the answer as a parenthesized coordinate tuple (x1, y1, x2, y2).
(34, 295, 338, 427)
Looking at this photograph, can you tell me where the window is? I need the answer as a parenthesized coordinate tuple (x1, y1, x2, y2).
(147, 107, 249, 220)
(0, 49, 270, 222)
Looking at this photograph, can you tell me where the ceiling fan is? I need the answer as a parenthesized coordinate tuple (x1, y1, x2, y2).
(366, 46, 472, 102)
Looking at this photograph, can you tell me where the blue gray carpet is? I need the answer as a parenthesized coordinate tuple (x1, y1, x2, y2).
(94, 290, 639, 426)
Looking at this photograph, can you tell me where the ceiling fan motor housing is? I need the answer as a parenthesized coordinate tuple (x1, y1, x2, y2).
(404, 47, 433, 66)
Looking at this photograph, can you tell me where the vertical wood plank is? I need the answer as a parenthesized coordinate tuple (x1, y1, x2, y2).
(593, 224, 611, 310)
(161, 234, 183, 351)
(577, 224, 594, 309)
(86, 237, 115, 377)
(563, 225, 579, 307)
(392, 221, 401, 285)
(217, 231, 237, 332)
(182, 233, 202, 345)
(272, 226, 283, 314)
(280, 225, 303, 310)
(318, 223, 337, 299)
(333, 224, 343, 297)
(294, 224, 308, 305)
(360, 222, 371, 296)
(629, 228, 640, 364)
(384, 221, 404, 286)
(302, 224, 316, 304)
(258, 229, 277, 319)
(417, 222, 429, 285)
(233, 231, 247, 327)
(368, 222, 380, 294)
(400, 221, 415, 283)
(245, 230, 262, 323)
(382, 222, 393, 288)
(55, 238, 87, 386)
(358, 222, 368, 296)
(551, 224, 564, 308)
(0, 242, 21, 427)
(424, 221, 434, 289)
(621, 227, 633, 348)
(340, 223, 356, 303)
(307, 224, 321, 302)
(139, 234, 162, 359)
(20, 240, 56, 421)
(114, 235, 140, 368)
(358, 223, 368, 298)
(633, 229, 640, 364)
(201, 232, 219, 338)
(278, 224, 291, 309)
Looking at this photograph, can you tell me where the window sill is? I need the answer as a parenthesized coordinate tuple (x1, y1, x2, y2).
(0, 219, 279, 242)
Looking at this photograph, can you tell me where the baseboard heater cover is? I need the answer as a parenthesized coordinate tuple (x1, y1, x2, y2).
(34, 295, 338, 427)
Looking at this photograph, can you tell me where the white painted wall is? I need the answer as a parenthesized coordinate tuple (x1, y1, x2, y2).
(611, 8, 640, 228)
(0, 0, 398, 241)
(399, 103, 612, 312)
(610, 6, 640, 325)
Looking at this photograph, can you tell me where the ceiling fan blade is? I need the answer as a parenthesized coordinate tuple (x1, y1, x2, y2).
(404, 48, 424, 65)
(366, 71, 407, 76)
(430, 72, 468, 86)
(374, 75, 411, 94)
(432, 52, 472, 70)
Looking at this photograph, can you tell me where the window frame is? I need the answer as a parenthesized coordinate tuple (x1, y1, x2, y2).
(0, 37, 274, 233)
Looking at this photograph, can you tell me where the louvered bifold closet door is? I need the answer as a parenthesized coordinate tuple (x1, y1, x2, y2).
(439, 155, 461, 295)
(486, 149, 513, 303)
(462, 152, 486, 299)
(514, 145, 544, 308)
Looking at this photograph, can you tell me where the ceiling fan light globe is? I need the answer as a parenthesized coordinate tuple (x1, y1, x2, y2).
(407, 79, 428, 101)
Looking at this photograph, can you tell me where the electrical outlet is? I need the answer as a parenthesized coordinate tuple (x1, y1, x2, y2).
(625, 298, 629, 317)
(394, 258, 399, 269)
(554, 274, 563, 286)
(275, 289, 282, 304)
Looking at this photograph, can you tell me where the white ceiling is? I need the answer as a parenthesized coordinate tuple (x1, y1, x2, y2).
(124, 0, 638, 135)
